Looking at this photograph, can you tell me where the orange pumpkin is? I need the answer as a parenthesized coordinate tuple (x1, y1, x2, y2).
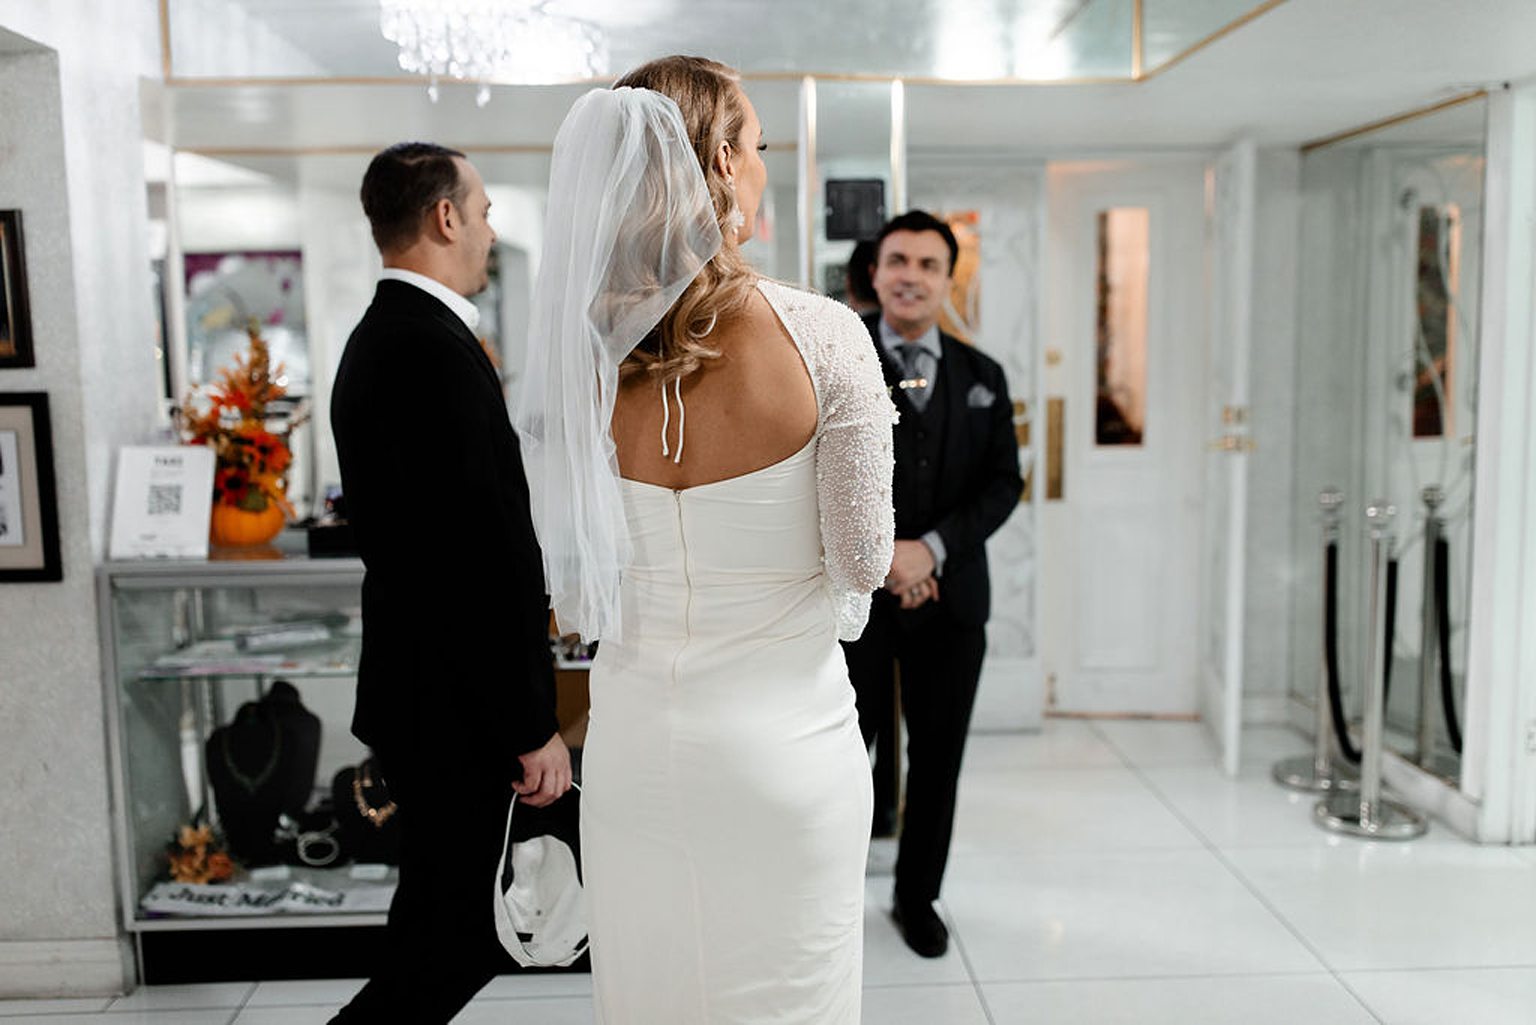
(210, 502, 286, 548)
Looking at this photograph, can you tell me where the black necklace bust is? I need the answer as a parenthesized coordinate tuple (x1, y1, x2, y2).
(204, 679, 321, 865)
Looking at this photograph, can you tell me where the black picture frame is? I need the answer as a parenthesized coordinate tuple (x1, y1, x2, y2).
(0, 392, 63, 582)
(0, 210, 35, 369)
(824, 179, 886, 241)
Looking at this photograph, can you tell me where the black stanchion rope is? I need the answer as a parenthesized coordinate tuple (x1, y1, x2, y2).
(1434, 537, 1463, 754)
(1384, 557, 1399, 709)
(1323, 541, 1399, 765)
(1324, 541, 1360, 764)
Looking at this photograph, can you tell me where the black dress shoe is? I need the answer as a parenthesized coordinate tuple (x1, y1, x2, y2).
(891, 900, 948, 958)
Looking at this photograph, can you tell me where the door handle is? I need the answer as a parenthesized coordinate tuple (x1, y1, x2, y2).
(1014, 400, 1033, 502)
(1207, 435, 1255, 453)
(1046, 397, 1065, 501)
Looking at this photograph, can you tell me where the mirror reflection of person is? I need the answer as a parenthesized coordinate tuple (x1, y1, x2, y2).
(843, 237, 881, 316)
(328, 143, 571, 1024)
(843, 210, 1024, 958)
(515, 57, 897, 1024)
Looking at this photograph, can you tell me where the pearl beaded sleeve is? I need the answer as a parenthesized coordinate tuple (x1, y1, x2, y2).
(759, 280, 898, 641)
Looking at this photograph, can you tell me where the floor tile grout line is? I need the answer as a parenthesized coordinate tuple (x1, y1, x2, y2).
(1087, 720, 1218, 850)
(1109, 736, 1389, 1025)
(962, 967, 1371, 986)
(227, 979, 257, 1023)
(938, 898, 999, 1025)
(1338, 962, 1536, 975)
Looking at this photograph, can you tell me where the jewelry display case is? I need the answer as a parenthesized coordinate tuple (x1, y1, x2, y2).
(97, 543, 589, 981)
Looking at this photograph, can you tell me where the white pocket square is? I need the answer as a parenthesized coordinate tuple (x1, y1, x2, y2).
(967, 383, 996, 408)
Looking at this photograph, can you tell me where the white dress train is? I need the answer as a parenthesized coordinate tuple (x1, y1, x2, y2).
(581, 280, 897, 1024)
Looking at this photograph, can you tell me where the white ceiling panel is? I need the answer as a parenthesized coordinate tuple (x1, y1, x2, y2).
(161, 0, 1536, 156)
(167, 0, 1168, 81)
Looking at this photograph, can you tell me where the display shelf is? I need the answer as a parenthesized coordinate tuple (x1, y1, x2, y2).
(98, 553, 378, 952)
(136, 863, 396, 931)
(137, 635, 362, 681)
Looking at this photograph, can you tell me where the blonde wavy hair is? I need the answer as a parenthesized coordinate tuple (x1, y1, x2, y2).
(612, 55, 759, 383)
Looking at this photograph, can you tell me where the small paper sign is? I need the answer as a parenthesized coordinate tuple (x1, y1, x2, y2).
(109, 446, 215, 560)
(140, 880, 396, 917)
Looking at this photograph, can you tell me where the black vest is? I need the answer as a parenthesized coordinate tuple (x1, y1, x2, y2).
(892, 368, 948, 538)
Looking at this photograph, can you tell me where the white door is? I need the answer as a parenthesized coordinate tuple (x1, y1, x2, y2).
(1199, 141, 1258, 775)
(1039, 158, 1207, 715)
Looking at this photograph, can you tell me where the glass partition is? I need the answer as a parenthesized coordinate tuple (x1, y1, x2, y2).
(813, 80, 896, 303)
(1290, 97, 1486, 783)
(1142, 0, 1281, 70)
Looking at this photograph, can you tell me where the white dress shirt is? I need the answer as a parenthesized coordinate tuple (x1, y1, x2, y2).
(379, 267, 481, 333)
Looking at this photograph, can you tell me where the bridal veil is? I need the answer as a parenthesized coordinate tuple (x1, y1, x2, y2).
(514, 87, 722, 642)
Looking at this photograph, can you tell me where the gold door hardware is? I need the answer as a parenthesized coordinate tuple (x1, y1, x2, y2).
(1046, 397, 1065, 500)
(1220, 405, 1249, 426)
(1045, 348, 1064, 367)
(1207, 435, 1256, 453)
(1014, 400, 1033, 502)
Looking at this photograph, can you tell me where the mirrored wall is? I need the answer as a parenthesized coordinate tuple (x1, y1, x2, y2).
(1290, 96, 1487, 783)
(145, 76, 815, 520)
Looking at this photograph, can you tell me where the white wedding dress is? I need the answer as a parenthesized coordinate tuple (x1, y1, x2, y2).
(580, 280, 897, 1025)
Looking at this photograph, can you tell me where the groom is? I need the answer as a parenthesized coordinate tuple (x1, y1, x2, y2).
(330, 143, 572, 1023)
(844, 210, 1023, 959)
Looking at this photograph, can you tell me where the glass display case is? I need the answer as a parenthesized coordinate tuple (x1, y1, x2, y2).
(100, 553, 383, 936)
(98, 548, 590, 964)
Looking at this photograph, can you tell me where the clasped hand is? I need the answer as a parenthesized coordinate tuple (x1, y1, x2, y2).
(886, 539, 940, 610)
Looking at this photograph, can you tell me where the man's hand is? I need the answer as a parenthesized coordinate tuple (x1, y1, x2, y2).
(886, 539, 938, 594)
(513, 732, 572, 808)
(894, 574, 941, 610)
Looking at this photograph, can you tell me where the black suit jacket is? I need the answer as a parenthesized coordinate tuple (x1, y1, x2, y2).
(331, 280, 557, 783)
(864, 314, 1023, 627)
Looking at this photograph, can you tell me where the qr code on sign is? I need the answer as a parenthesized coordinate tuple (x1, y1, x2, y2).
(147, 484, 183, 517)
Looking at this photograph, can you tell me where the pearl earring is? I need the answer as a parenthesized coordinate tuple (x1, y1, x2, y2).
(725, 179, 746, 239)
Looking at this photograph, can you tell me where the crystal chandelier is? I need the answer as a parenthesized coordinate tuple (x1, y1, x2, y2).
(379, 0, 609, 106)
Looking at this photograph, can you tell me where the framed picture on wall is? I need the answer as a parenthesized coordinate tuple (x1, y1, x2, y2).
(0, 392, 62, 582)
(0, 210, 35, 370)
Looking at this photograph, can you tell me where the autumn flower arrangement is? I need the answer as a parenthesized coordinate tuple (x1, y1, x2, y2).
(166, 823, 235, 885)
(180, 321, 306, 526)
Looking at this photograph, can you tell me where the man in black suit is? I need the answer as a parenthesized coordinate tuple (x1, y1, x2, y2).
(329, 143, 572, 1023)
(843, 210, 1023, 959)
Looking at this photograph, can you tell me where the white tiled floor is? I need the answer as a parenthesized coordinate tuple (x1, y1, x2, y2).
(5, 721, 1533, 1024)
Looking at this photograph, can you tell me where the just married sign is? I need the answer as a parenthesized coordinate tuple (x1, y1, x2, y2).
(140, 880, 395, 917)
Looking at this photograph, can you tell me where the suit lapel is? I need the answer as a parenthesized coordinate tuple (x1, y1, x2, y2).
(936, 333, 974, 498)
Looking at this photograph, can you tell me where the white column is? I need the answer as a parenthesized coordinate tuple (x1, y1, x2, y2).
(889, 79, 907, 215)
(797, 75, 817, 289)
(1464, 81, 1536, 843)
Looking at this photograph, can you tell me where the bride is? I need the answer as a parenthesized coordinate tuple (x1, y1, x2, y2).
(515, 55, 897, 1025)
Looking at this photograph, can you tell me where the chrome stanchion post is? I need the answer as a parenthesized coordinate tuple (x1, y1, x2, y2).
(1414, 486, 1459, 778)
(1274, 488, 1356, 792)
(1315, 500, 1427, 839)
